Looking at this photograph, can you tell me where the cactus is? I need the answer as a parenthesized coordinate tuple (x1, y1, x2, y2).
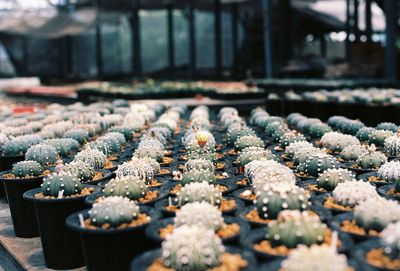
(369, 129, 394, 147)
(25, 144, 59, 166)
(332, 180, 379, 207)
(0, 133, 9, 154)
(265, 121, 288, 137)
(284, 141, 313, 159)
(94, 136, 122, 154)
(2, 138, 34, 156)
(297, 153, 339, 177)
(378, 161, 400, 183)
(11, 161, 44, 178)
(227, 127, 255, 146)
(356, 127, 375, 141)
(181, 169, 216, 186)
(41, 173, 83, 197)
(184, 159, 215, 173)
(238, 147, 277, 167)
(381, 221, 400, 259)
(279, 131, 306, 149)
(134, 145, 164, 163)
(354, 198, 400, 232)
(174, 202, 224, 231)
(281, 244, 350, 271)
(384, 133, 400, 157)
(103, 176, 148, 200)
(89, 196, 140, 227)
(162, 225, 224, 271)
(103, 132, 126, 146)
(317, 168, 356, 191)
(63, 128, 90, 145)
(44, 138, 80, 157)
(292, 147, 323, 166)
(74, 148, 106, 170)
(138, 137, 164, 151)
(109, 126, 136, 141)
(376, 122, 398, 133)
(186, 148, 216, 162)
(320, 132, 360, 153)
(234, 135, 264, 151)
(340, 144, 368, 161)
(306, 123, 332, 139)
(61, 161, 96, 182)
(255, 183, 310, 219)
(115, 159, 154, 184)
(267, 211, 326, 248)
(141, 157, 161, 175)
(356, 147, 387, 169)
(252, 162, 296, 189)
(176, 182, 222, 207)
(148, 127, 172, 141)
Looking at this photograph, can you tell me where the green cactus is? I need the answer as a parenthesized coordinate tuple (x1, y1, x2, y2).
(103, 176, 148, 200)
(181, 169, 216, 186)
(176, 182, 222, 207)
(298, 154, 339, 177)
(186, 148, 216, 162)
(89, 196, 140, 227)
(109, 126, 136, 141)
(43, 138, 80, 157)
(41, 173, 83, 197)
(317, 168, 356, 191)
(369, 129, 394, 147)
(267, 211, 326, 248)
(134, 145, 164, 162)
(279, 131, 306, 149)
(3, 139, 30, 156)
(74, 148, 106, 170)
(255, 184, 310, 219)
(11, 160, 44, 178)
(356, 147, 387, 169)
(356, 127, 375, 142)
(384, 133, 400, 157)
(174, 202, 224, 231)
(184, 159, 215, 173)
(25, 144, 59, 166)
(226, 127, 255, 146)
(234, 135, 265, 151)
(306, 123, 332, 139)
(61, 161, 96, 182)
(63, 128, 90, 145)
(376, 122, 398, 133)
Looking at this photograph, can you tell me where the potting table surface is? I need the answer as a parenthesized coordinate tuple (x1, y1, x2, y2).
(0, 199, 84, 271)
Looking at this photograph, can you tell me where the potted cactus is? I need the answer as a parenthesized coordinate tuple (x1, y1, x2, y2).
(304, 168, 356, 193)
(23, 173, 100, 269)
(358, 160, 400, 187)
(66, 196, 161, 271)
(130, 225, 256, 271)
(296, 153, 340, 179)
(349, 145, 387, 173)
(0, 161, 51, 237)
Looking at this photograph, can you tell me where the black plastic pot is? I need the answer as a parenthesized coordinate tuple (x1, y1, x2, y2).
(84, 169, 113, 185)
(66, 206, 161, 271)
(155, 196, 244, 217)
(0, 154, 25, 199)
(145, 216, 250, 246)
(130, 246, 257, 271)
(377, 184, 399, 200)
(330, 213, 381, 243)
(352, 239, 394, 271)
(357, 172, 388, 187)
(84, 188, 167, 207)
(312, 194, 353, 215)
(0, 171, 45, 238)
(232, 187, 255, 205)
(23, 186, 101, 270)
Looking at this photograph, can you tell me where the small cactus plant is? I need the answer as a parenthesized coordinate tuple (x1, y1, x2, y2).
(181, 169, 216, 186)
(297, 153, 339, 177)
(381, 221, 400, 260)
(103, 176, 148, 201)
(234, 135, 264, 151)
(134, 145, 164, 162)
(332, 180, 379, 207)
(25, 144, 59, 166)
(43, 138, 80, 157)
(384, 133, 400, 157)
(176, 182, 222, 207)
(279, 131, 306, 149)
(340, 144, 368, 161)
(238, 147, 277, 167)
(284, 141, 313, 159)
(115, 159, 154, 184)
(378, 161, 400, 183)
(89, 196, 140, 228)
(61, 161, 96, 182)
(41, 173, 83, 197)
(186, 148, 216, 162)
(184, 159, 215, 173)
(267, 211, 326, 248)
(292, 147, 323, 166)
(376, 122, 398, 132)
(320, 132, 360, 153)
(356, 127, 375, 142)
(281, 244, 350, 271)
(356, 146, 387, 169)
(354, 198, 400, 232)
(3, 139, 30, 156)
(74, 148, 106, 170)
(255, 183, 310, 219)
(161, 225, 224, 271)
(11, 161, 44, 178)
(63, 128, 90, 145)
(174, 202, 224, 231)
(252, 162, 297, 192)
(317, 168, 356, 191)
(369, 129, 394, 147)
(306, 123, 332, 139)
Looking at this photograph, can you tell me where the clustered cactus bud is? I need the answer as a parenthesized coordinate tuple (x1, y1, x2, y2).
(317, 168, 356, 191)
(61, 161, 96, 182)
(11, 160, 44, 178)
(354, 198, 400, 232)
(176, 182, 222, 207)
(103, 176, 148, 200)
(181, 169, 216, 186)
(297, 153, 339, 177)
(74, 148, 106, 170)
(25, 143, 59, 166)
(267, 211, 326, 248)
(161, 225, 224, 271)
(174, 202, 224, 231)
(281, 244, 350, 271)
(89, 196, 140, 227)
(41, 173, 83, 197)
(255, 183, 310, 219)
(332, 180, 379, 207)
(184, 159, 215, 173)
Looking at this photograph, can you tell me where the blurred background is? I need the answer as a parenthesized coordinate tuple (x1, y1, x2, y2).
(0, 0, 398, 82)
